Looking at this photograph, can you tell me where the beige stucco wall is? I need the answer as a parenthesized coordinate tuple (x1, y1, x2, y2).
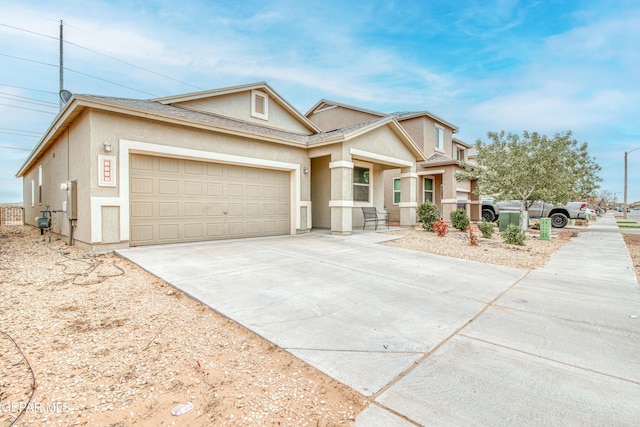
(22, 113, 90, 242)
(308, 106, 380, 132)
(173, 91, 313, 134)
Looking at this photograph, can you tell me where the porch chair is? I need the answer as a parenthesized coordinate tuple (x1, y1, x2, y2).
(361, 206, 389, 231)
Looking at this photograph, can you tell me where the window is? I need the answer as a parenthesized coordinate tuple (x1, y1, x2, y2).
(434, 126, 444, 151)
(393, 178, 401, 204)
(353, 166, 370, 202)
(424, 177, 434, 203)
(251, 89, 269, 120)
(38, 165, 43, 204)
(456, 148, 465, 161)
(30, 180, 35, 207)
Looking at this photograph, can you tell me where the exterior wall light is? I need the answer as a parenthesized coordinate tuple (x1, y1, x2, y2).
(103, 140, 112, 152)
(303, 166, 309, 174)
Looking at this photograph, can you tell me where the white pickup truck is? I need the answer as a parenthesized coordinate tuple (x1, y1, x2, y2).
(482, 198, 587, 228)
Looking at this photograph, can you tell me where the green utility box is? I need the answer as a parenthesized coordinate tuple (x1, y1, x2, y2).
(498, 211, 520, 232)
(539, 217, 551, 240)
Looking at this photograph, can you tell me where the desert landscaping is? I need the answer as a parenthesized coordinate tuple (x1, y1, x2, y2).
(1, 221, 639, 426)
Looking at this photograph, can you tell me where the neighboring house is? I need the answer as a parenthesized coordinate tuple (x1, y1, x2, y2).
(16, 82, 424, 250)
(306, 101, 480, 223)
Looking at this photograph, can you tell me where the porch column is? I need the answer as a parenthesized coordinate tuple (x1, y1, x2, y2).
(399, 168, 418, 227)
(329, 160, 353, 235)
(469, 179, 481, 221)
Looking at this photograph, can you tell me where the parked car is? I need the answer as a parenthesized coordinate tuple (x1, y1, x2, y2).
(482, 198, 587, 228)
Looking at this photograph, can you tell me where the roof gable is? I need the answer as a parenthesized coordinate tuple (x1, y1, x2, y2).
(154, 82, 319, 134)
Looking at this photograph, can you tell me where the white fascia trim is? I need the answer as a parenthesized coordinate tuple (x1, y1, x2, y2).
(398, 202, 418, 208)
(99, 139, 303, 242)
(350, 148, 413, 167)
(441, 199, 458, 203)
(329, 200, 354, 207)
(329, 160, 354, 169)
(418, 169, 445, 175)
(400, 172, 418, 179)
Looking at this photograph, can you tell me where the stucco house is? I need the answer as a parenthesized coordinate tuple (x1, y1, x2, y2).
(305, 100, 480, 223)
(16, 82, 425, 250)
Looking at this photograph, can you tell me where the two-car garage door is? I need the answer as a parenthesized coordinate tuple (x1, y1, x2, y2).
(129, 154, 290, 246)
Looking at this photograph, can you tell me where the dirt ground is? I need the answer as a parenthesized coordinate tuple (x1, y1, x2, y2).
(2, 222, 638, 426)
(0, 226, 364, 427)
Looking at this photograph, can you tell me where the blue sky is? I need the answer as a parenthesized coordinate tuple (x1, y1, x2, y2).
(1, 0, 639, 204)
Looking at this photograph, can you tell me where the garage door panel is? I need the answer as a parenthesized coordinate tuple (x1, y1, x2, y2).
(158, 224, 179, 240)
(131, 202, 153, 217)
(185, 203, 202, 216)
(131, 178, 153, 194)
(158, 157, 179, 172)
(159, 202, 179, 217)
(184, 223, 203, 238)
(185, 181, 203, 195)
(130, 154, 290, 246)
(159, 179, 178, 194)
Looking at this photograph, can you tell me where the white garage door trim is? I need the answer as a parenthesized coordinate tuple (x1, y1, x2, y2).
(90, 138, 302, 243)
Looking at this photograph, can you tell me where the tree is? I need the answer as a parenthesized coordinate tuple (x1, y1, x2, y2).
(456, 130, 602, 229)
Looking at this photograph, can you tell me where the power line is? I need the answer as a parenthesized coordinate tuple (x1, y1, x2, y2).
(0, 102, 57, 114)
(0, 145, 31, 151)
(0, 84, 58, 95)
(0, 127, 42, 135)
(0, 93, 59, 107)
(0, 53, 158, 97)
(0, 21, 205, 92)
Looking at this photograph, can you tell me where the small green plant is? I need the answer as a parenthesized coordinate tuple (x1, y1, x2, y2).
(477, 219, 494, 238)
(450, 209, 470, 231)
(417, 201, 440, 232)
(433, 218, 448, 236)
(501, 224, 526, 245)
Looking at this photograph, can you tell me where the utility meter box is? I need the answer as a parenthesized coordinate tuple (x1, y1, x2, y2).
(498, 211, 520, 232)
(61, 181, 78, 220)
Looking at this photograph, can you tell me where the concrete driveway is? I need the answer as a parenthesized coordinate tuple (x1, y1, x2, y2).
(116, 214, 640, 426)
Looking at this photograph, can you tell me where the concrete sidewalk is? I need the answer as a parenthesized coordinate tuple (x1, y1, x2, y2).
(360, 213, 640, 426)
(116, 213, 640, 426)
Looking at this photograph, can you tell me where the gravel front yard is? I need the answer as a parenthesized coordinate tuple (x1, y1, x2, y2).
(0, 227, 364, 426)
(381, 223, 578, 270)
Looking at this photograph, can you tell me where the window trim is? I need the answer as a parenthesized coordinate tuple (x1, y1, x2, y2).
(251, 89, 269, 120)
(30, 179, 35, 207)
(423, 176, 434, 203)
(352, 160, 373, 205)
(393, 178, 401, 205)
(434, 125, 445, 152)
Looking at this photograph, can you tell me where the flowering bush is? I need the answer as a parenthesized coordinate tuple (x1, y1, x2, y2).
(433, 218, 448, 237)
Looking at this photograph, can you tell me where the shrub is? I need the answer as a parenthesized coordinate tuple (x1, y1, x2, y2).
(450, 209, 470, 231)
(433, 218, 448, 237)
(477, 219, 494, 238)
(417, 201, 440, 232)
(501, 224, 526, 245)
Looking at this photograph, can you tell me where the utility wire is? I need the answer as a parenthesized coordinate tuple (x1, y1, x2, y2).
(0, 21, 205, 92)
(0, 145, 32, 151)
(0, 91, 58, 106)
(0, 127, 42, 135)
(0, 53, 158, 97)
(0, 94, 58, 108)
(0, 83, 58, 95)
(0, 102, 57, 114)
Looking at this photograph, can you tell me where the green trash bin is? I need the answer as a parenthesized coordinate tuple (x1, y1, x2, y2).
(498, 211, 520, 232)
